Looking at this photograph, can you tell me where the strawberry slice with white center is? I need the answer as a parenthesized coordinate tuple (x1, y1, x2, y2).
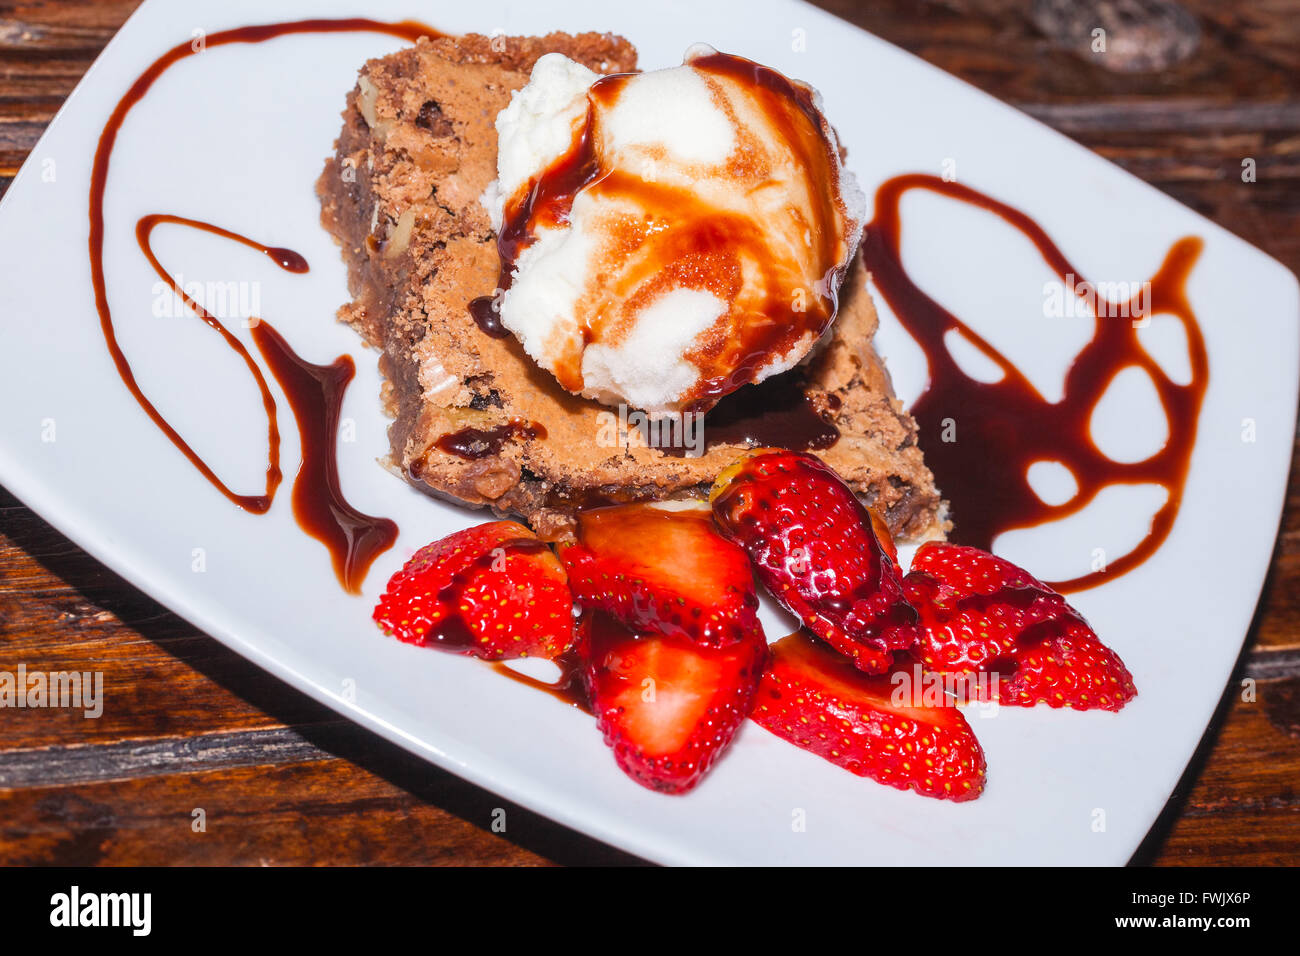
(579, 611, 767, 794)
(559, 502, 760, 648)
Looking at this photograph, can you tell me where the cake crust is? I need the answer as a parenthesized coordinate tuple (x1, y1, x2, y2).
(317, 32, 945, 541)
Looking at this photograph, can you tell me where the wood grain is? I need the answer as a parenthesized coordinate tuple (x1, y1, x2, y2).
(1, 0, 1298, 866)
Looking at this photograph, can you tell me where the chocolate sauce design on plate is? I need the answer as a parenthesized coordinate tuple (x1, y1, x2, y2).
(91, 21, 435, 588)
(249, 322, 399, 594)
(490, 651, 591, 713)
(861, 174, 1208, 592)
(134, 214, 398, 594)
(128, 213, 290, 512)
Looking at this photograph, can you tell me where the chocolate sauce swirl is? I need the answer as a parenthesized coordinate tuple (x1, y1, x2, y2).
(862, 174, 1207, 592)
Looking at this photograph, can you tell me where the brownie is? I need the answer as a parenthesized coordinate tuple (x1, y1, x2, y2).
(317, 32, 946, 541)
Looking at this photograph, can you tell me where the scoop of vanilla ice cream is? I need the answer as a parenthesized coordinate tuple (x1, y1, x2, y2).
(484, 46, 865, 418)
(484, 53, 599, 232)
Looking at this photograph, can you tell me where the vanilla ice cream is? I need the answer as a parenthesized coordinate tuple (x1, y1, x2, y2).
(483, 45, 866, 417)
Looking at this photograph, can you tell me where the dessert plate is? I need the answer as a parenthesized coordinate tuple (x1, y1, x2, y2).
(0, 0, 1295, 865)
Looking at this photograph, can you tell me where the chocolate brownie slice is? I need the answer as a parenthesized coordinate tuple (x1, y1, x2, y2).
(317, 32, 946, 541)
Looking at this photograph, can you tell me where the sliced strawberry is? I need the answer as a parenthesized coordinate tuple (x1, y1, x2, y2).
(903, 545, 1068, 673)
(905, 543, 1137, 711)
(996, 615, 1138, 711)
(558, 502, 759, 648)
(710, 449, 916, 672)
(579, 611, 767, 794)
(751, 631, 986, 801)
(373, 520, 574, 660)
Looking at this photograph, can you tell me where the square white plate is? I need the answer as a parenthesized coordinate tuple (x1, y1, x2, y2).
(1, 0, 1296, 865)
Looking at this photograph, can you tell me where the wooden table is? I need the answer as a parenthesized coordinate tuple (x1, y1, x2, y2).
(1, 0, 1297, 866)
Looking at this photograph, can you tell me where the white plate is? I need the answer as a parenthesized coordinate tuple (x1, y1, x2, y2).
(1, 0, 1296, 866)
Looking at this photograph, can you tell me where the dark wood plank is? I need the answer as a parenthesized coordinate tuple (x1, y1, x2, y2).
(0, 756, 637, 866)
(0, 1, 139, 173)
(1136, 672, 1300, 865)
(817, 0, 1300, 100)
